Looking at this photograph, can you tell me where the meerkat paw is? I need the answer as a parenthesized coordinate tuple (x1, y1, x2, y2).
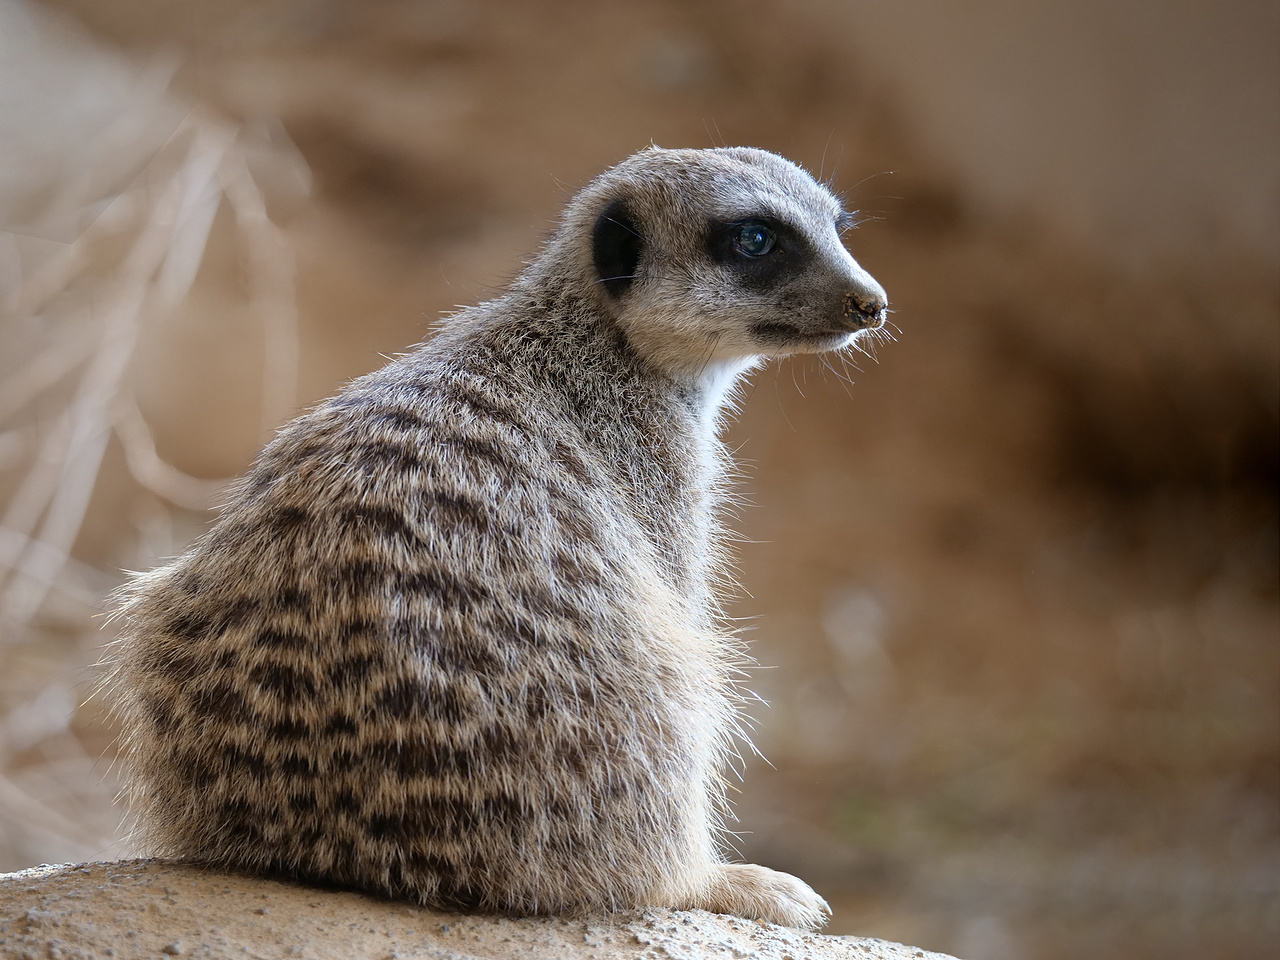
(689, 862, 831, 930)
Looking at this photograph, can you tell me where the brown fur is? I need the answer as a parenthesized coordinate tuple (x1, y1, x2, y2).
(105, 146, 888, 929)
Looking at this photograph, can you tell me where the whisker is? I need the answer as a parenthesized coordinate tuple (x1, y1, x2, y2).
(818, 131, 836, 185)
(602, 215, 646, 242)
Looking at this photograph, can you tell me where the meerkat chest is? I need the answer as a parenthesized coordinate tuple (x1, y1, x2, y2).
(620, 393, 737, 616)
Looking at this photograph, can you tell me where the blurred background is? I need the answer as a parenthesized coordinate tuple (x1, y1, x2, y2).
(0, 1, 1276, 958)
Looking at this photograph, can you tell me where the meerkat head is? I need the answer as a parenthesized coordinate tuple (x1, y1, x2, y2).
(565, 146, 889, 378)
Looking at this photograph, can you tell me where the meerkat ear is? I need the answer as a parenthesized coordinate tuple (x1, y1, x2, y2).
(592, 199, 644, 297)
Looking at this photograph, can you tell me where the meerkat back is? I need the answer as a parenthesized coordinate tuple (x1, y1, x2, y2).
(108, 145, 888, 930)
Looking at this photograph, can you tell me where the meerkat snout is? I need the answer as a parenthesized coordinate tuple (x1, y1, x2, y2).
(836, 246, 889, 331)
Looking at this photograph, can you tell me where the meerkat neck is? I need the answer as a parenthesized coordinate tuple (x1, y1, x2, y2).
(681, 356, 759, 435)
(497, 277, 754, 433)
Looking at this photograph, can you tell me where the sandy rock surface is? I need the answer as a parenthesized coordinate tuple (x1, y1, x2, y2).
(0, 860, 958, 960)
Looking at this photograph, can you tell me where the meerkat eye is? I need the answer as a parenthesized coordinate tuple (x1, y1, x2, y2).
(733, 222, 776, 257)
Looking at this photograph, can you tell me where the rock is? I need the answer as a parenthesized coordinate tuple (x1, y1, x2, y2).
(0, 860, 960, 960)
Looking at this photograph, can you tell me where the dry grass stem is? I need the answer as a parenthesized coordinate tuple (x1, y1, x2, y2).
(1, 10, 304, 869)
(1, 110, 303, 633)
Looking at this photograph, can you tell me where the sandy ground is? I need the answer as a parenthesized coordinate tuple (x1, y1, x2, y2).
(0, 860, 958, 960)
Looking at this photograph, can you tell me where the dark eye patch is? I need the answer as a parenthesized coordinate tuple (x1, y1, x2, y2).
(706, 216, 812, 290)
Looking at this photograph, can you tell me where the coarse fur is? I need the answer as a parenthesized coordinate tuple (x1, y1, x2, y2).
(105, 146, 889, 930)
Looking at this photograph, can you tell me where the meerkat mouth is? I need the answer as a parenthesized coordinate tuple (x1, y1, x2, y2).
(751, 297, 887, 346)
(749, 321, 865, 349)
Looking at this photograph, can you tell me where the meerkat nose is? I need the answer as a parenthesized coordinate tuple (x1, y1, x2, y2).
(842, 287, 888, 330)
(840, 260, 888, 330)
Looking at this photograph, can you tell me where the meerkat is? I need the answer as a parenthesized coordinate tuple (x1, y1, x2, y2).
(106, 145, 888, 930)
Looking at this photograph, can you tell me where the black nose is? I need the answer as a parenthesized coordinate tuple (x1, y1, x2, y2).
(843, 290, 887, 329)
